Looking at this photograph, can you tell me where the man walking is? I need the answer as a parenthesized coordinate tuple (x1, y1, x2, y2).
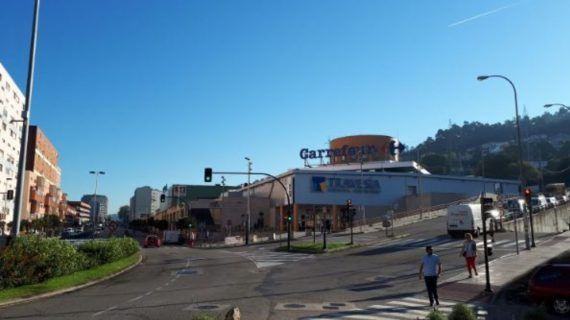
(419, 245, 442, 307)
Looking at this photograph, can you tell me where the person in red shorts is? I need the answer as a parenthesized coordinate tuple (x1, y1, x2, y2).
(461, 233, 478, 278)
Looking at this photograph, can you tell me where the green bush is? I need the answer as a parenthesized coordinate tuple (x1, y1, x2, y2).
(78, 237, 139, 267)
(0, 236, 139, 289)
(426, 309, 447, 320)
(522, 306, 548, 320)
(0, 236, 87, 289)
(448, 304, 476, 320)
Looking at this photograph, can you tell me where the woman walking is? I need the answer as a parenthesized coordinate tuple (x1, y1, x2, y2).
(461, 233, 478, 278)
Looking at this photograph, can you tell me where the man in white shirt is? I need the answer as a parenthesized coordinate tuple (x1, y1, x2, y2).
(419, 245, 443, 306)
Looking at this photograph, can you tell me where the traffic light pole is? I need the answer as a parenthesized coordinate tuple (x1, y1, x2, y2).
(482, 211, 492, 293)
(208, 170, 292, 251)
(524, 189, 536, 248)
(480, 196, 493, 293)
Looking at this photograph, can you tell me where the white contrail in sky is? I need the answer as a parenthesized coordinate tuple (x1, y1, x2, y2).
(448, 2, 521, 27)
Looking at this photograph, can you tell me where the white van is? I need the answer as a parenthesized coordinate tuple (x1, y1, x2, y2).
(447, 203, 500, 238)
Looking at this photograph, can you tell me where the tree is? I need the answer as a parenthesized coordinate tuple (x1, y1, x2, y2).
(117, 205, 130, 224)
(421, 154, 449, 175)
(155, 220, 169, 231)
(176, 217, 196, 231)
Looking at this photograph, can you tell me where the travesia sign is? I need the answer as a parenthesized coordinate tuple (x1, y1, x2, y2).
(312, 176, 381, 194)
(300, 145, 378, 160)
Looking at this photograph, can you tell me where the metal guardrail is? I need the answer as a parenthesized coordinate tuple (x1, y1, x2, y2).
(353, 195, 479, 228)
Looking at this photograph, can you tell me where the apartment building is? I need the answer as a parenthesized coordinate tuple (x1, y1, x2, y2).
(129, 186, 160, 220)
(22, 126, 65, 221)
(0, 63, 25, 235)
(81, 194, 108, 223)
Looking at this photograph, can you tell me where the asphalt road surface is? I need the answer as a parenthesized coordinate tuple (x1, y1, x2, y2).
(0, 216, 553, 320)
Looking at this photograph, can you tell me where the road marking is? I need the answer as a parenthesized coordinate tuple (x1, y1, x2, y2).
(127, 295, 144, 303)
(144, 291, 153, 296)
(156, 286, 163, 291)
(292, 297, 487, 320)
(92, 305, 118, 317)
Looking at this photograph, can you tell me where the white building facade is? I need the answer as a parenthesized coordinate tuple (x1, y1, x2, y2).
(130, 186, 160, 220)
(0, 63, 25, 235)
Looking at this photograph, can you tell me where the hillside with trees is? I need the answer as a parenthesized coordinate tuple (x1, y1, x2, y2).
(404, 108, 570, 188)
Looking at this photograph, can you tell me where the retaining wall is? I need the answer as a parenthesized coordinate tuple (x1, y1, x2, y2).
(503, 203, 570, 234)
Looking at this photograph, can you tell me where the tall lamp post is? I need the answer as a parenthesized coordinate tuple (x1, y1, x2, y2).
(244, 157, 252, 245)
(11, 0, 41, 237)
(477, 74, 533, 250)
(89, 171, 105, 226)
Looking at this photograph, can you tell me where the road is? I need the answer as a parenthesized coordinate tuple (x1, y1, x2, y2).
(0, 216, 554, 320)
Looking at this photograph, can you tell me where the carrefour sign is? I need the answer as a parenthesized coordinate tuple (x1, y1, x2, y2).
(312, 176, 381, 194)
(300, 145, 378, 160)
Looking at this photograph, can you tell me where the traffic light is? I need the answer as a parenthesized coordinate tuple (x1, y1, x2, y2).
(481, 197, 493, 214)
(286, 215, 293, 223)
(523, 188, 532, 205)
(6, 190, 14, 200)
(160, 194, 166, 203)
(204, 168, 212, 182)
(345, 199, 352, 213)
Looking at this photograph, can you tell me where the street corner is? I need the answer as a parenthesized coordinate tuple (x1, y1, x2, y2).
(438, 281, 497, 304)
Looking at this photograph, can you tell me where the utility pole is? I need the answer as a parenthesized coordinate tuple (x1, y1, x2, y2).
(11, 0, 40, 236)
(360, 154, 366, 232)
(245, 157, 252, 245)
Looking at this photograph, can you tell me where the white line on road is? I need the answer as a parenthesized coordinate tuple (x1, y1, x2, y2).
(127, 295, 144, 303)
(92, 305, 118, 317)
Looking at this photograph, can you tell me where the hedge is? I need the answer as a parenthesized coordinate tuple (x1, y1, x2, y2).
(0, 236, 139, 289)
(78, 238, 139, 267)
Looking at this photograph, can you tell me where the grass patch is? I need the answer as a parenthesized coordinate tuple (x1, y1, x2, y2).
(277, 242, 359, 254)
(0, 253, 140, 303)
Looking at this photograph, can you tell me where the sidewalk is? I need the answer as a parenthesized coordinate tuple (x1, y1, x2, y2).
(438, 231, 570, 306)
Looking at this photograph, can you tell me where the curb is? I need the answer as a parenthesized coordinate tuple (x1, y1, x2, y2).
(0, 253, 143, 309)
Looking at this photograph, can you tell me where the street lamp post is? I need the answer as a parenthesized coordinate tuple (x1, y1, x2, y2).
(477, 74, 533, 251)
(11, 0, 40, 237)
(245, 157, 252, 245)
(89, 171, 105, 226)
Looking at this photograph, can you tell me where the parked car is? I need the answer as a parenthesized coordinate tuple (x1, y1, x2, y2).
(528, 263, 570, 315)
(530, 198, 542, 213)
(547, 197, 558, 208)
(144, 235, 161, 248)
(506, 198, 526, 219)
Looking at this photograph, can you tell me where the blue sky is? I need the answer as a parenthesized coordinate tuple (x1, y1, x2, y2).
(1, 0, 569, 214)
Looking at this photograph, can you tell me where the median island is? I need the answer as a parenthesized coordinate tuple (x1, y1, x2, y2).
(0, 236, 141, 304)
(276, 242, 360, 254)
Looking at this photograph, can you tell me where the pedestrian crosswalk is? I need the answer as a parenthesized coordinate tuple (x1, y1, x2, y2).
(371, 235, 539, 252)
(235, 247, 314, 268)
(302, 297, 487, 320)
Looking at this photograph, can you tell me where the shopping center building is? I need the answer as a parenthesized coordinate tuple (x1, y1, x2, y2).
(211, 135, 519, 233)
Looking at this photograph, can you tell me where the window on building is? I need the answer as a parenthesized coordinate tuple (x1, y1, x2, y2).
(2, 122, 6, 131)
(0, 164, 3, 173)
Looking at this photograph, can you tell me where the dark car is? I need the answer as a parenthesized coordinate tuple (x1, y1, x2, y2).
(528, 264, 570, 315)
(143, 235, 161, 248)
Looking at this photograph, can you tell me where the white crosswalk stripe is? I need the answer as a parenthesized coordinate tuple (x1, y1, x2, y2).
(303, 297, 487, 320)
(235, 249, 314, 268)
(371, 235, 538, 253)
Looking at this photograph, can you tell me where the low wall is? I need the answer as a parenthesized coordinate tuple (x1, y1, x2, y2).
(503, 203, 570, 234)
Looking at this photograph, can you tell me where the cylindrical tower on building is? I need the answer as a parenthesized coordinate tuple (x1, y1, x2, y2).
(329, 135, 395, 164)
